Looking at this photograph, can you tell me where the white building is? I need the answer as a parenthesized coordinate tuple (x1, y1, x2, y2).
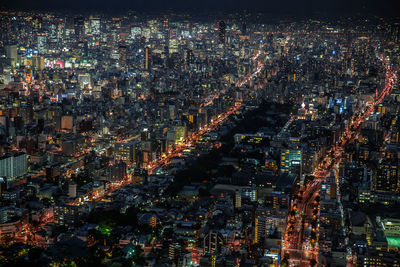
(0, 152, 27, 181)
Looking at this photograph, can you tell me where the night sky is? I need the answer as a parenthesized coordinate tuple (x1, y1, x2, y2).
(1, 0, 399, 16)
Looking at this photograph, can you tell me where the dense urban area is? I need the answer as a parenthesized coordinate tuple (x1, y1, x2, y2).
(0, 9, 400, 267)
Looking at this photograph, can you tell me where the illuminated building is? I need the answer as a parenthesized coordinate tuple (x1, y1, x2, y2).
(5, 45, 17, 68)
(32, 15, 42, 32)
(54, 204, 79, 227)
(254, 216, 267, 244)
(37, 33, 47, 54)
(380, 218, 400, 238)
(130, 26, 142, 39)
(89, 17, 100, 35)
(375, 160, 399, 193)
(357, 252, 400, 267)
(32, 55, 45, 70)
(235, 189, 241, 209)
(242, 186, 257, 202)
(114, 142, 136, 165)
(24, 66, 33, 83)
(264, 193, 289, 212)
(173, 126, 186, 144)
(138, 213, 157, 228)
(203, 231, 223, 254)
(61, 115, 73, 130)
(169, 38, 178, 54)
(0, 152, 27, 183)
(280, 149, 302, 175)
(144, 46, 151, 70)
(265, 158, 278, 171)
(78, 73, 92, 89)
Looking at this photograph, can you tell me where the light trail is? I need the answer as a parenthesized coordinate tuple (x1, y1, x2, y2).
(282, 56, 398, 266)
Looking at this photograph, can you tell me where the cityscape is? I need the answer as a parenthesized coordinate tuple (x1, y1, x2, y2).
(0, 1, 400, 266)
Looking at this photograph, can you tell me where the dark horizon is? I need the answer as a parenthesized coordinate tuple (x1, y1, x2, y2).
(1, 0, 400, 18)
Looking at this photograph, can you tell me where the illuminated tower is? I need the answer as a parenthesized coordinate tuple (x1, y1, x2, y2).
(144, 47, 151, 70)
(24, 66, 33, 83)
(218, 20, 226, 44)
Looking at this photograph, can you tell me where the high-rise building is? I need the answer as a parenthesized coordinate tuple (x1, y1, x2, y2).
(32, 55, 45, 70)
(74, 16, 85, 40)
(37, 33, 47, 54)
(24, 66, 33, 83)
(0, 152, 27, 182)
(108, 161, 127, 181)
(254, 217, 267, 244)
(68, 183, 77, 198)
(144, 46, 151, 70)
(32, 15, 42, 32)
(186, 49, 194, 64)
(203, 231, 223, 254)
(114, 142, 136, 165)
(280, 149, 302, 175)
(218, 20, 226, 43)
(235, 189, 242, 209)
(242, 21, 247, 35)
(375, 160, 399, 193)
(118, 45, 127, 69)
(90, 17, 101, 35)
(5, 45, 17, 68)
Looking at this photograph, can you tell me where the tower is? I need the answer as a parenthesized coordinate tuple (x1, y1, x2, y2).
(218, 20, 226, 44)
(242, 21, 247, 35)
(119, 45, 127, 69)
(144, 47, 151, 70)
(74, 16, 85, 40)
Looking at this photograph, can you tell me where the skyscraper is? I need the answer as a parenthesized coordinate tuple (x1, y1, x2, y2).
(242, 21, 247, 35)
(0, 152, 27, 183)
(218, 20, 226, 44)
(375, 160, 399, 192)
(37, 33, 47, 54)
(280, 149, 302, 175)
(119, 45, 127, 69)
(90, 17, 101, 35)
(74, 16, 85, 40)
(5, 45, 17, 68)
(144, 46, 151, 70)
(32, 15, 42, 32)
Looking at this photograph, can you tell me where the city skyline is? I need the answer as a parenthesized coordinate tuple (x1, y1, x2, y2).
(0, 4, 399, 267)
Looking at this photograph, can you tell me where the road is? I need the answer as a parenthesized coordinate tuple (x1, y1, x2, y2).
(282, 57, 398, 266)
